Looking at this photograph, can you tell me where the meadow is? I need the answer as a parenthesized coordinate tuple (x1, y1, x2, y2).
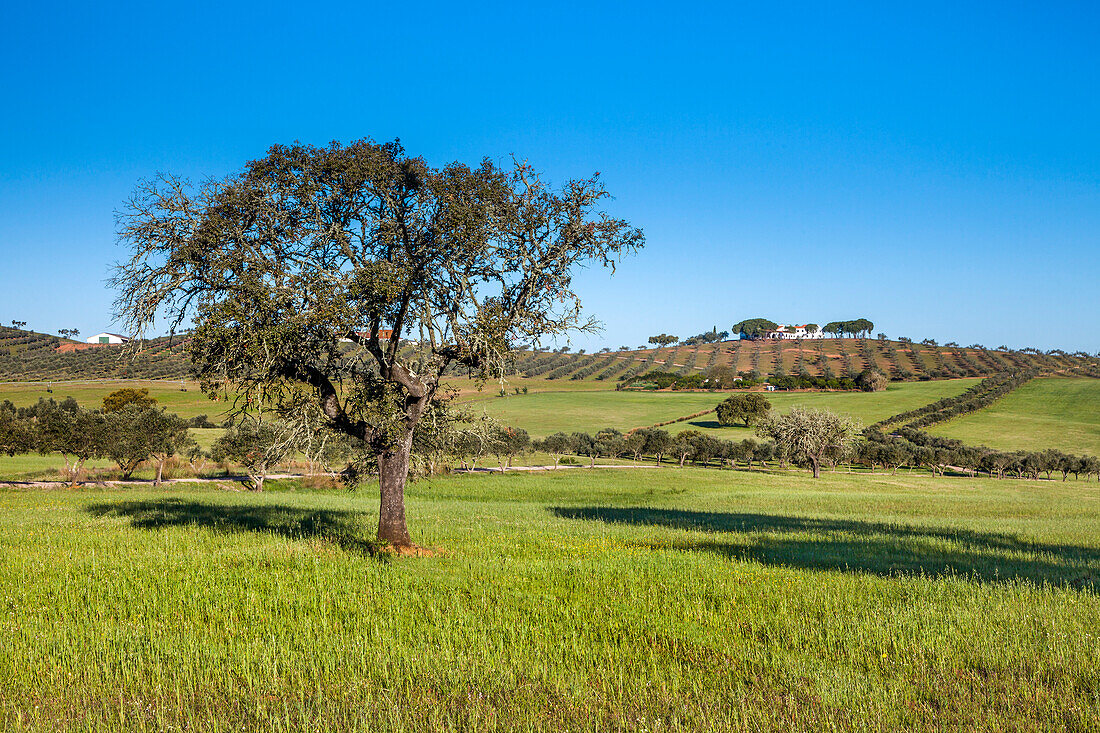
(0, 378, 980, 479)
(930, 377, 1100, 456)
(1, 468, 1098, 731)
(0, 380, 217, 420)
(475, 378, 980, 437)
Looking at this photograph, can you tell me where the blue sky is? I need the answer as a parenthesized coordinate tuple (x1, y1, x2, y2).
(2, 1, 1098, 351)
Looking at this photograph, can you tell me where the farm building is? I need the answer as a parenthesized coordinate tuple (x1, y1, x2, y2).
(85, 333, 131, 345)
(764, 324, 823, 340)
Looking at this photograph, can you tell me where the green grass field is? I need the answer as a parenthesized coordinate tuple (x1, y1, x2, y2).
(929, 377, 1100, 456)
(0, 380, 221, 420)
(475, 379, 980, 437)
(1, 468, 1097, 731)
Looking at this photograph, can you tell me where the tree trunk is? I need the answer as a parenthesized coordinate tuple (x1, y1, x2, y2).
(811, 457, 821, 479)
(377, 431, 414, 548)
(155, 458, 164, 486)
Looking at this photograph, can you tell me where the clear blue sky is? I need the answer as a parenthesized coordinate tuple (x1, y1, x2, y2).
(2, 1, 1098, 352)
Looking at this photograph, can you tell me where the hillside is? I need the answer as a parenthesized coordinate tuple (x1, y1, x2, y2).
(0, 327, 191, 381)
(2, 325, 1097, 385)
(508, 338, 1100, 384)
(929, 377, 1100, 456)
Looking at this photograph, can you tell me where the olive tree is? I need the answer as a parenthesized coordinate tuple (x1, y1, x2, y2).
(105, 406, 194, 483)
(114, 139, 642, 549)
(756, 407, 861, 478)
(211, 420, 293, 491)
(0, 401, 34, 457)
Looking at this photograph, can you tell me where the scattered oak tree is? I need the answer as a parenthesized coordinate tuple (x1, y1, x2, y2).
(648, 334, 679, 348)
(113, 139, 642, 549)
(716, 393, 772, 427)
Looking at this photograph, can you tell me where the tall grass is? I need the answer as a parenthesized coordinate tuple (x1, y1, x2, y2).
(1, 468, 1098, 731)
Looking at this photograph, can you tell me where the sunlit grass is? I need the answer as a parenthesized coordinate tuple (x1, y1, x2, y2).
(930, 377, 1100, 456)
(1, 468, 1098, 730)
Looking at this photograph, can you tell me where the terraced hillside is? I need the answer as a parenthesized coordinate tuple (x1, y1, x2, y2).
(3, 325, 1097, 385)
(508, 339, 1099, 384)
(0, 327, 191, 380)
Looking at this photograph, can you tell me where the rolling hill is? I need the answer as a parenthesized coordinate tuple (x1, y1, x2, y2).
(2, 325, 1097, 386)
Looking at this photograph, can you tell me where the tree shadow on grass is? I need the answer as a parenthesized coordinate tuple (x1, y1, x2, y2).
(87, 498, 385, 557)
(686, 419, 731, 430)
(550, 507, 1100, 592)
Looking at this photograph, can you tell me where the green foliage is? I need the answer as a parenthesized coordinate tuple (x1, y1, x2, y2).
(732, 318, 778, 339)
(113, 140, 643, 547)
(105, 406, 194, 481)
(647, 334, 678, 347)
(716, 393, 772, 427)
(211, 421, 293, 491)
(102, 387, 158, 413)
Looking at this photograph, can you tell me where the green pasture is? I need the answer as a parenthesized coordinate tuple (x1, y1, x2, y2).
(476, 379, 980, 437)
(1, 468, 1097, 730)
(930, 377, 1100, 456)
(0, 380, 224, 420)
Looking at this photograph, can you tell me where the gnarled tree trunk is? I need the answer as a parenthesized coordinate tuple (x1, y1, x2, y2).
(377, 429, 414, 548)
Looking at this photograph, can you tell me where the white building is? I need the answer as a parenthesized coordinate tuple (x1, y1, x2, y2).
(763, 324, 823, 340)
(86, 333, 131, 345)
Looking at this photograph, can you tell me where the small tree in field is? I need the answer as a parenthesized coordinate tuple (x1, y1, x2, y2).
(0, 401, 34, 458)
(755, 407, 861, 478)
(716, 393, 771, 427)
(536, 432, 572, 469)
(622, 431, 646, 463)
(113, 139, 642, 549)
(211, 420, 292, 491)
(106, 407, 194, 483)
(29, 398, 110, 487)
(102, 388, 158, 413)
(491, 425, 530, 470)
(856, 369, 889, 392)
(640, 428, 673, 466)
(569, 432, 600, 468)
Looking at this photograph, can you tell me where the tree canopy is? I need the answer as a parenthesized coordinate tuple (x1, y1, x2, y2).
(732, 318, 778, 339)
(715, 393, 772, 427)
(756, 407, 861, 478)
(113, 139, 642, 548)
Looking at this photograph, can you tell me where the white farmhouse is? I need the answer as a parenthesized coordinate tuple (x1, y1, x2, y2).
(86, 332, 131, 345)
(764, 324, 823, 340)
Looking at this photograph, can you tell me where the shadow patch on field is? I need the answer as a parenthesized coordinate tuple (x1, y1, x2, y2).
(551, 507, 1100, 591)
(87, 499, 384, 556)
(686, 420, 731, 430)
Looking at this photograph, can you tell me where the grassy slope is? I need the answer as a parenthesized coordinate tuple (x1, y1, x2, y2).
(1, 470, 1097, 730)
(929, 377, 1100, 456)
(474, 379, 980, 437)
(0, 380, 221, 420)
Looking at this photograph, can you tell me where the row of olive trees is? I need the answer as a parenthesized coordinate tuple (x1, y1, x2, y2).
(860, 430, 1100, 481)
(0, 396, 195, 487)
(530, 427, 783, 470)
(0, 390, 347, 491)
